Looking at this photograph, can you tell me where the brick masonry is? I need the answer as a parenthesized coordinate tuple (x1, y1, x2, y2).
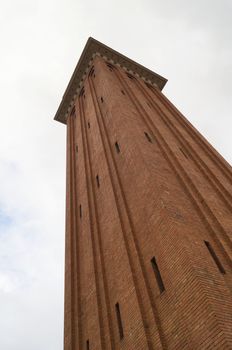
(62, 55, 232, 349)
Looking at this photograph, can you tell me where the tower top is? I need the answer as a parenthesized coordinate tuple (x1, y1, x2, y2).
(54, 37, 167, 124)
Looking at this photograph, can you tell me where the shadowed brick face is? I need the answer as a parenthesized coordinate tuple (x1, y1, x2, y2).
(58, 51, 232, 349)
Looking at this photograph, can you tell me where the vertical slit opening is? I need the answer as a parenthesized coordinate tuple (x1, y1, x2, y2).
(115, 141, 120, 153)
(151, 257, 165, 293)
(204, 241, 225, 274)
(179, 147, 188, 159)
(96, 175, 100, 188)
(127, 73, 135, 80)
(79, 205, 82, 218)
(70, 106, 75, 117)
(121, 90, 125, 95)
(86, 340, 89, 350)
(101, 97, 104, 103)
(79, 87, 85, 97)
(115, 302, 124, 340)
(106, 62, 114, 71)
(88, 122, 90, 129)
(144, 132, 153, 143)
(89, 66, 95, 77)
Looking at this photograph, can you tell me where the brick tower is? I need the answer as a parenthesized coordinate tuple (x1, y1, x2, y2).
(54, 38, 232, 350)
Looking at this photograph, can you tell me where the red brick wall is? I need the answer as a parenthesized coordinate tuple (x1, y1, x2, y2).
(64, 56, 232, 349)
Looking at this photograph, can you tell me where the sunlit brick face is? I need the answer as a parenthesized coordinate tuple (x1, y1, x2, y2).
(55, 41, 232, 350)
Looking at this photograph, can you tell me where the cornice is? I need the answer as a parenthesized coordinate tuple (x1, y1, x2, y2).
(54, 37, 168, 124)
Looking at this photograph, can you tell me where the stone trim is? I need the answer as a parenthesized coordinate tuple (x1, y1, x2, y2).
(54, 37, 167, 124)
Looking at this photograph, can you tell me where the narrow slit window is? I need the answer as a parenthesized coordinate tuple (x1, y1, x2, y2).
(86, 340, 89, 350)
(88, 122, 90, 129)
(144, 132, 153, 143)
(79, 205, 82, 218)
(79, 87, 85, 97)
(179, 147, 188, 159)
(204, 241, 225, 274)
(106, 63, 114, 71)
(121, 90, 125, 95)
(101, 97, 104, 103)
(96, 175, 100, 188)
(70, 106, 75, 117)
(115, 141, 120, 153)
(89, 66, 95, 77)
(151, 257, 165, 293)
(127, 73, 134, 80)
(115, 303, 124, 340)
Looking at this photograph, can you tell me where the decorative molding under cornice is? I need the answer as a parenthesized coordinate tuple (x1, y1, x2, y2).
(54, 37, 168, 124)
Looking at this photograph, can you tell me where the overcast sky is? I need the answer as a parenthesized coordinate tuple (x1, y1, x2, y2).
(0, 0, 231, 349)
